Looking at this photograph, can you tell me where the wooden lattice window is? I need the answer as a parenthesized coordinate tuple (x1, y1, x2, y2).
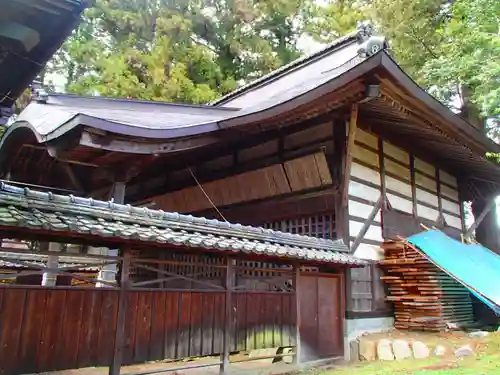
(262, 213, 337, 240)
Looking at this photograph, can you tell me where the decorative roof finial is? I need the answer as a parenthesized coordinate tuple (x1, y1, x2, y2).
(356, 21, 374, 42)
(355, 21, 389, 58)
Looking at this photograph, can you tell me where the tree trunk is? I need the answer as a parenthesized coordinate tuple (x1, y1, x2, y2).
(471, 196, 500, 254)
(460, 85, 486, 133)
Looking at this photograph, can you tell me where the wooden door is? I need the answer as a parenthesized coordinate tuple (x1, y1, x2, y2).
(298, 274, 343, 360)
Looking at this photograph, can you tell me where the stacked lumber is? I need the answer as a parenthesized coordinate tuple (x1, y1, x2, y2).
(379, 239, 474, 331)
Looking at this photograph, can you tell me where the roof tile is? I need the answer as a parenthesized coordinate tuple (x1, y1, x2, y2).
(0, 183, 368, 266)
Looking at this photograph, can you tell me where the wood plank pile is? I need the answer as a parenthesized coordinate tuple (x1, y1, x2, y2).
(379, 239, 474, 331)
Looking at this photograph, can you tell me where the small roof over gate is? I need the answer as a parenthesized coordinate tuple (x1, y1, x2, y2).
(0, 183, 366, 266)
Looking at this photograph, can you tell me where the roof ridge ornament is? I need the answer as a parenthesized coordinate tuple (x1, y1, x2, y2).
(356, 21, 389, 58)
(30, 80, 48, 104)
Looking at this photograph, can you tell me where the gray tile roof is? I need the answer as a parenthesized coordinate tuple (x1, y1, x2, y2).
(0, 183, 368, 266)
(8, 29, 370, 141)
(0, 252, 101, 271)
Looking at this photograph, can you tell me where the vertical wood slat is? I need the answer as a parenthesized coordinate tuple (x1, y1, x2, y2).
(436, 168, 444, 222)
(18, 289, 48, 374)
(149, 292, 166, 361)
(410, 154, 418, 217)
(0, 289, 26, 375)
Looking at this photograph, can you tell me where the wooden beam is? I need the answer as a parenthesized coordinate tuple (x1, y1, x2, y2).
(410, 154, 417, 217)
(62, 164, 85, 193)
(109, 249, 131, 375)
(378, 138, 386, 209)
(465, 198, 495, 239)
(292, 262, 302, 364)
(220, 257, 233, 374)
(436, 169, 444, 224)
(350, 195, 383, 253)
(342, 104, 359, 206)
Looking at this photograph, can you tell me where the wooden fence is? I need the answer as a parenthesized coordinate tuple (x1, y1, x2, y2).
(0, 286, 295, 374)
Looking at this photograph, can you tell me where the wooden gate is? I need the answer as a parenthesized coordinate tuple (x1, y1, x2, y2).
(298, 273, 344, 360)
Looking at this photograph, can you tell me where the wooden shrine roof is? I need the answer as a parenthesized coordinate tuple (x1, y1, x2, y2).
(0, 183, 366, 266)
(0, 0, 88, 109)
(3, 23, 500, 196)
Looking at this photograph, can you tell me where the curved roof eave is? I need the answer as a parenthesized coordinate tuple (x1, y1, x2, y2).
(3, 50, 499, 158)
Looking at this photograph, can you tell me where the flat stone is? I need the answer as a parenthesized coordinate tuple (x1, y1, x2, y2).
(455, 344, 474, 357)
(392, 339, 412, 360)
(249, 347, 279, 363)
(359, 339, 376, 361)
(377, 339, 394, 361)
(350, 339, 360, 362)
(469, 331, 489, 338)
(434, 345, 446, 356)
(281, 347, 294, 364)
(412, 341, 430, 359)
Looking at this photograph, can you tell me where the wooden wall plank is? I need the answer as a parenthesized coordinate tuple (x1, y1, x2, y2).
(77, 290, 103, 368)
(59, 290, 85, 370)
(416, 188, 439, 208)
(385, 159, 410, 181)
(149, 292, 166, 361)
(17, 289, 48, 374)
(441, 184, 459, 202)
(444, 213, 462, 229)
(201, 293, 215, 355)
(355, 129, 378, 149)
(189, 293, 203, 356)
(417, 205, 440, 221)
(350, 163, 380, 186)
(439, 169, 458, 188)
(348, 200, 382, 222)
(383, 142, 409, 163)
(123, 292, 139, 364)
(314, 152, 333, 185)
(234, 293, 247, 352)
(177, 293, 192, 358)
(352, 144, 379, 168)
(212, 293, 225, 354)
(349, 221, 383, 242)
(348, 181, 380, 203)
(38, 290, 67, 371)
(442, 198, 461, 215)
(386, 193, 413, 214)
(134, 292, 153, 363)
(415, 172, 438, 192)
(164, 292, 180, 360)
(414, 158, 435, 176)
(0, 289, 26, 375)
(385, 176, 412, 197)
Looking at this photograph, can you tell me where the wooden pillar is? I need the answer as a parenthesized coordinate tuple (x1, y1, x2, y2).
(292, 262, 301, 364)
(220, 257, 233, 374)
(109, 248, 131, 375)
(471, 196, 500, 253)
(98, 181, 125, 287)
(42, 243, 61, 286)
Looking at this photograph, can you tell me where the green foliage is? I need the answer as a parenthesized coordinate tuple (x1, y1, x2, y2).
(47, 0, 500, 139)
(50, 0, 319, 104)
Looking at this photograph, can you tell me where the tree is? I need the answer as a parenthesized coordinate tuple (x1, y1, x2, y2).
(49, 0, 318, 104)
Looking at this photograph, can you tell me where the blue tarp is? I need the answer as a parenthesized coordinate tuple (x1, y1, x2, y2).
(408, 230, 500, 315)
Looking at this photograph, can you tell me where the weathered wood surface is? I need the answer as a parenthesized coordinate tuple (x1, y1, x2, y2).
(0, 287, 294, 374)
